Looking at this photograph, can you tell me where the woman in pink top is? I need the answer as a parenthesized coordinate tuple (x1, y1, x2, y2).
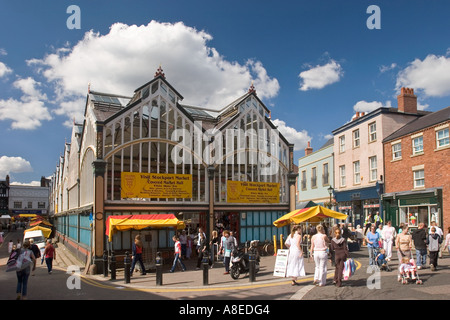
(310, 225, 329, 286)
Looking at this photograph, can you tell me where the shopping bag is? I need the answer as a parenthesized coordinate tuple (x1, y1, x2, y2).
(349, 258, 356, 275)
(343, 260, 350, 280)
(6, 249, 21, 272)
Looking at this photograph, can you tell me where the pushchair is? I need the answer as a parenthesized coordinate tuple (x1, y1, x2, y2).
(398, 257, 423, 285)
(374, 248, 391, 272)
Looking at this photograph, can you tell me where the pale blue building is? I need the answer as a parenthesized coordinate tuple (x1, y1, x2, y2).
(298, 139, 334, 208)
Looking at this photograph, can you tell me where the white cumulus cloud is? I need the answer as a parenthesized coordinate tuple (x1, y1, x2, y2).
(271, 119, 311, 151)
(0, 156, 33, 178)
(0, 61, 12, 78)
(299, 60, 343, 91)
(0, 77, 52, 130)
(28, 21, 279, 124)
(396, 53, 450, 97)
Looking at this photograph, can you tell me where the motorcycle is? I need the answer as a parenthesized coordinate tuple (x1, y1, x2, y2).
(230, 240, 260, 280)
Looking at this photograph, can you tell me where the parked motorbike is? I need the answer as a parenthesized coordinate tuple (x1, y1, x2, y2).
(230, 240, 260, 280)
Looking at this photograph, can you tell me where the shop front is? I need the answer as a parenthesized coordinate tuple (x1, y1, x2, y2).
(335, 185, 381, 228)
(382, 188, 443, 230)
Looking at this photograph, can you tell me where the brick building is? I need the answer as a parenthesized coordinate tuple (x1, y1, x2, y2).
(382, 94, 450, 231)
(332, 88, 428, 227)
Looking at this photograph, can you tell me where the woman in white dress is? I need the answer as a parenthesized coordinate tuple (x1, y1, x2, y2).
(285, 225, 306, 286)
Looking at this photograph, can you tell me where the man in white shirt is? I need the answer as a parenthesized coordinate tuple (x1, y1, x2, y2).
(179, 230, 187, 259)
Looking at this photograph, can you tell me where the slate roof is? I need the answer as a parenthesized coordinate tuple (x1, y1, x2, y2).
(383, 106, 450, 142)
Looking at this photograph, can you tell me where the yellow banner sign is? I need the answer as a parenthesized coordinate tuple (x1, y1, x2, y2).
(227, 181, 280, 203)
(121, 172, 192, 199)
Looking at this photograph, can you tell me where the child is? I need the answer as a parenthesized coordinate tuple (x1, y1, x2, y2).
(375, 248, 387, 269)
(398, 256, 417, 281)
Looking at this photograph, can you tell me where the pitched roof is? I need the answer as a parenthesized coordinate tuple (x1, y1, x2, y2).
(383, 106, 450, 142)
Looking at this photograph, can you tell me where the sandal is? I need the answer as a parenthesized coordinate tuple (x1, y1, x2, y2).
(291, 280, 298, 286)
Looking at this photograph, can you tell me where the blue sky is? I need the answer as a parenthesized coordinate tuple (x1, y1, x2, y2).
(1, 0, 450, 184)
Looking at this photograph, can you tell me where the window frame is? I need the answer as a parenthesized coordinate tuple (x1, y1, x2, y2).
(368, 122, 377, 142)
(392, 142, 402, 160)
(353, 129, 360, 148)
(412, 136, 424, 155)
(369, 156, 377, 182)
(322, 163, 329, 186)
(339, 135, 345, 153)
(339, 165, 346, 187)
(436, 127, 449, 148)
(353, 161, 361, 185)
(413, 169, 425, 189)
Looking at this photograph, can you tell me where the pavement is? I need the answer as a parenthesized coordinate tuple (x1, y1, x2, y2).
(4, 227, 450, 301)
(53, 240, 347, 294)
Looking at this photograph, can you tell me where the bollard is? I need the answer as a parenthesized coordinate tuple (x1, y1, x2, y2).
(155, 251, 163, 286)
(124, 251, 131, 284)
(249, 251, 256, 282)
(103, 250, 108, 277)
(110, 251, 116, 280)
(202, 250, 209, 286)
(273, 235, 277, 256)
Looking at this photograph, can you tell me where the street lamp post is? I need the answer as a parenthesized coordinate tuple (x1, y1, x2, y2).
(327, 185, 334, 209)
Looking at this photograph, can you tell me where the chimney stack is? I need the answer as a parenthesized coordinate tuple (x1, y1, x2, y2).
(397, 87, 417, 114)
(305, 141, 313, 156)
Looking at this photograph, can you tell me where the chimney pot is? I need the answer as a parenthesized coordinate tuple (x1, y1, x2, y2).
(305, 141, 313, 156)
(397, 87, 417, 114)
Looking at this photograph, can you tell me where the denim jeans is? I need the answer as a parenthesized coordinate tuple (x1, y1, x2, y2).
(416, 248, 427, 267)
(368, 246, 378, 266)
(131, 253, 146, 274)
(170, 253, 186, 272)
(16, 267, 31, 297)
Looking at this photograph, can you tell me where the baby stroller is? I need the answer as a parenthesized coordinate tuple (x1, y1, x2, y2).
(374, 249, 391, 272)
(398, 258, 423, 285)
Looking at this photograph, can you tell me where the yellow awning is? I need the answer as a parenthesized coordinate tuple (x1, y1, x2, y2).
(25, 225, 52, 238)
(105, 214, 186, 242)
(273, 205, 348, 228)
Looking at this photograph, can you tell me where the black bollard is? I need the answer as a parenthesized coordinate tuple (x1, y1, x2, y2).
(110, 251, 116, 280)
(124, 251, 131, 284)
(202, 250, 209, 286)
(103, 250, 108, 277)
(249, 252, 256, 282)
(155, 251, 163, 286)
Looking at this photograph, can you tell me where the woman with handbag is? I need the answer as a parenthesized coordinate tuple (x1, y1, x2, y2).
(15, 240, 36, 300)
(330, 228, 348, 287)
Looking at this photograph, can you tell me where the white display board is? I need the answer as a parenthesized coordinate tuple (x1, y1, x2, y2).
(273, 249, 289, 277)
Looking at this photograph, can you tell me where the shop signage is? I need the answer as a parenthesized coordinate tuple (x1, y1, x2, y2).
(226, 180, 280, 203)
(399, 197, 437, 206)
(121, 172, 192, 199)
(273, 249, 289, 277)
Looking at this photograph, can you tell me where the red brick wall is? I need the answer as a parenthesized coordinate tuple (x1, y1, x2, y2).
(384, 121, 450, 230)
